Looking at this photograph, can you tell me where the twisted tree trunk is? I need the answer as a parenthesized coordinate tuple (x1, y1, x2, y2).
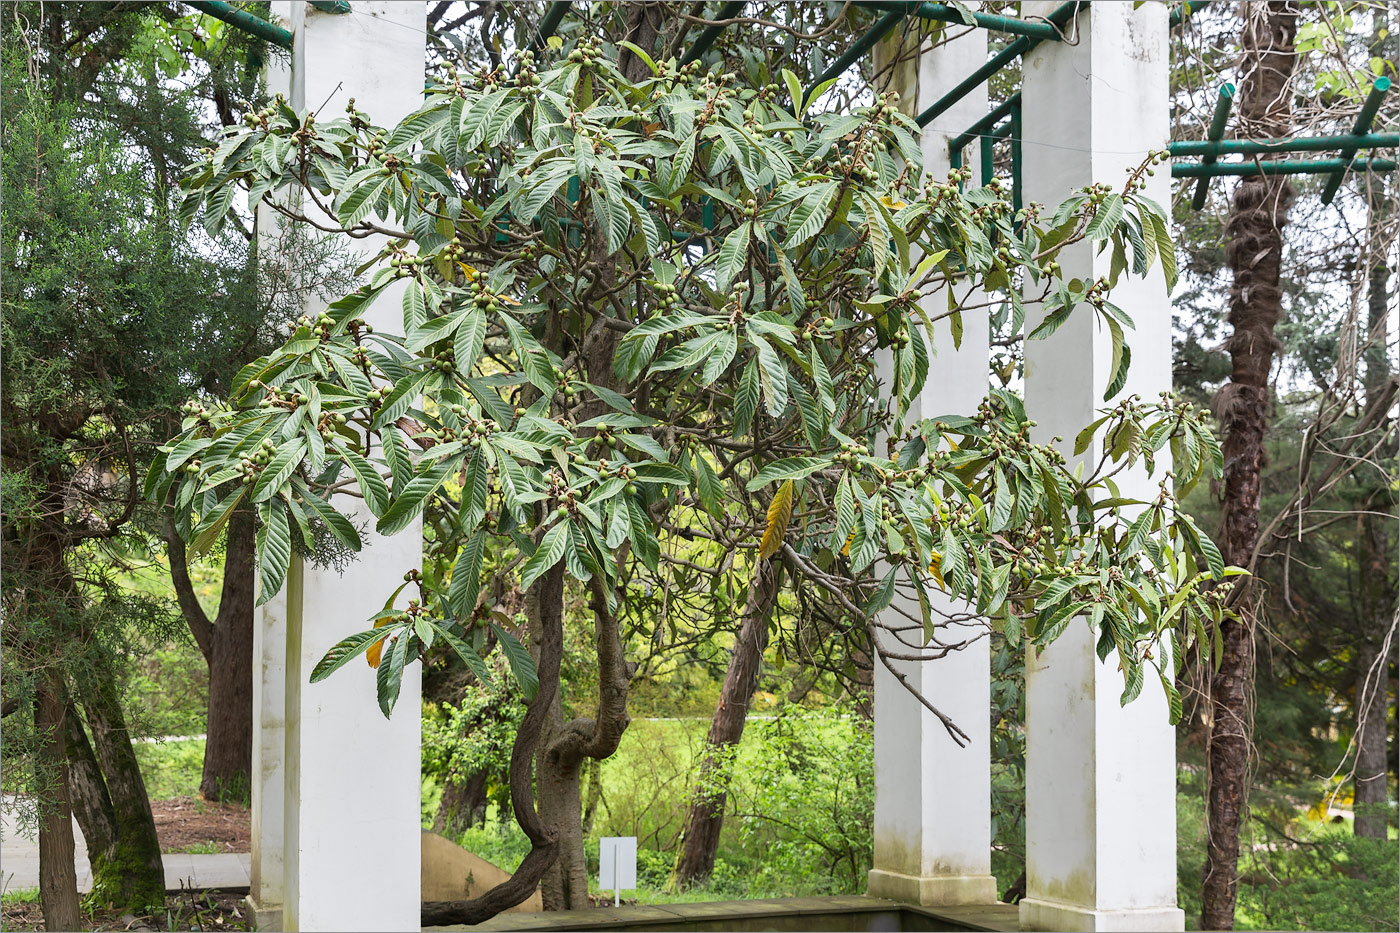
(538, 577, 635, 909)
(420, 562, 567, 927)
(1202, 4, 1298, 928)
(673, 558, 781, 887)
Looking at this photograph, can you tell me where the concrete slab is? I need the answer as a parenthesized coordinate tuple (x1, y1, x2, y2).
(2, 798, 250, 895)
(427, 895, 1021, 932)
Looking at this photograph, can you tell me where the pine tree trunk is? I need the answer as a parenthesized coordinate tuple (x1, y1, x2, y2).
(35, 675, 83, 933)
(167, 504, 256, 803)
(1353, 195, 1395, 841)
(199, 506, 255, 802)
(1353, 633, 1391, 838)
(1201, 5, 1298, 928)
(75, 649, 166, 913)
(64, 698, 119, 871)
(674, 560, 781, 887)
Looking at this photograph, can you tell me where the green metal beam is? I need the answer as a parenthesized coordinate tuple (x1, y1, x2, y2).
(186, 1, 292, 49)
(1171, 131, 1398, 158)
(1168, 0, 1213, 29)
(860, 2, 1062, 41)
(308, 1, 351, 13)
(526, 2, 570, 53)
(1010, 101, 1022, 210)
(950, 92, 1020, 154)
(1171, 157, 1398, 179)
(807, 10, 906, 100)
(1321, 77, 1392, 204)
(914, 1, 1080, 128)
(679, 1, 747, 66)
(1190, 83, 1234, 209)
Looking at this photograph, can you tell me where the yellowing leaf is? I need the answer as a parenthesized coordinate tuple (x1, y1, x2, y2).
(367, 616, 396, 669)
(879, 195, 907, 209)
(758, 479, 795, 560)
(928, 550, 946, 590)
(842, 529, 854, 556)
(457, 262, 479, 281)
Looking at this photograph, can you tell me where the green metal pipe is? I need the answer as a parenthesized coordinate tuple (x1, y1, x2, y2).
(1010, 100, 1022, 211)
(1171, 131, 1398, 158)
(807, 10, 906, 100)
(859, 2, 1062, 41)
(680, 1, 747, 66)
(980, 127, 995, 183)
(950, 92, 1020, 153)
(1321, 77, 1392, 204)
(1171, 157, 1398, 179)
(1168, 0, 1212, 29)
(1190, 83, 1235, 209)
(186, 1, 292, 49)
(526, 2, 571, 53)
(915, 1, 1081, 127)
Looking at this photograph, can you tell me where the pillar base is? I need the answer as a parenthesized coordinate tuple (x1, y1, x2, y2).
(867, 869, 999, 906)
(245, 895, 283, 932)
(1019, 898, 1184, 932)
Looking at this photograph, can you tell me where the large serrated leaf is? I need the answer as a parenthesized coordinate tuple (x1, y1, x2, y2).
(520, 522, 569, 590)
(311, 626, 397, 683)
(758, 480, 795, 561)
(255, 501, 292, 606)
(490, 622, 539, 700)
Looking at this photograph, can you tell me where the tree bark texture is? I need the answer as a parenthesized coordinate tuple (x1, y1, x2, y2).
(1353, 195, 1396, 840)
(64, 698, 119, 874)
(538, 576, 635, 909)
(674, 559, 781, 887)
(74, 649, 167, 913)
(420, 562, 567, 927)
(1202, 5, 1298, 929)
(433, 770, 490, 837)
(167, 505, 256, 802)
(35, 676, 83, 933)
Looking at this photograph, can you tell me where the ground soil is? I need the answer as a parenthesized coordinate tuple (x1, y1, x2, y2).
(151, 797, 250, 854)
(1, 890, 252, 932)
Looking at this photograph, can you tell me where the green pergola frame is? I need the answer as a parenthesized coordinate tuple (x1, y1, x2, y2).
(186, 0, 1397, 207)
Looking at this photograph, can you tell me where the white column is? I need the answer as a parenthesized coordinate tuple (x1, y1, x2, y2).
(868, 26, 998, 909)
(249, 588, 286, 931)
(253, 4, 426, 932)
(1019, 3, 1182, 931)
(247, 20, 294, 929)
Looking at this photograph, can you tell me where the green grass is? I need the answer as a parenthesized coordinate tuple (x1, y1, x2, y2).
(0, 888, 40, 905)
(171, 840, 223, 855)
(133, 737, 205, 800)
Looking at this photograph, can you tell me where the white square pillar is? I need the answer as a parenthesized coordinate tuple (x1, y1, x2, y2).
(249, 587, 286, 931)
(868, 25, 998, 909)
(251, 3, 427, 931)
(1019, 3, 1183, 931)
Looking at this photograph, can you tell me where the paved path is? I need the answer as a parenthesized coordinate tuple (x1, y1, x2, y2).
(1, 798, 250, 895)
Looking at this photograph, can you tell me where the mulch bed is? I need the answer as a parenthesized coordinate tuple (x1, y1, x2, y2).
(1, 890, 252, 932)
(151, 797, 250, 854)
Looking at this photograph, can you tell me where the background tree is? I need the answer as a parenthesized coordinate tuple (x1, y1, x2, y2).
(1201, 5, 1301, 927)
(1, 0, 289, 918)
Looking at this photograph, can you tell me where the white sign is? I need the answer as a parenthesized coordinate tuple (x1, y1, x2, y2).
(599, 835, 637, 904)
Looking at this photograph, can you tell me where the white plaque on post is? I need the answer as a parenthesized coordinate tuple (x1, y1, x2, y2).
(599, 836, 637, 906)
